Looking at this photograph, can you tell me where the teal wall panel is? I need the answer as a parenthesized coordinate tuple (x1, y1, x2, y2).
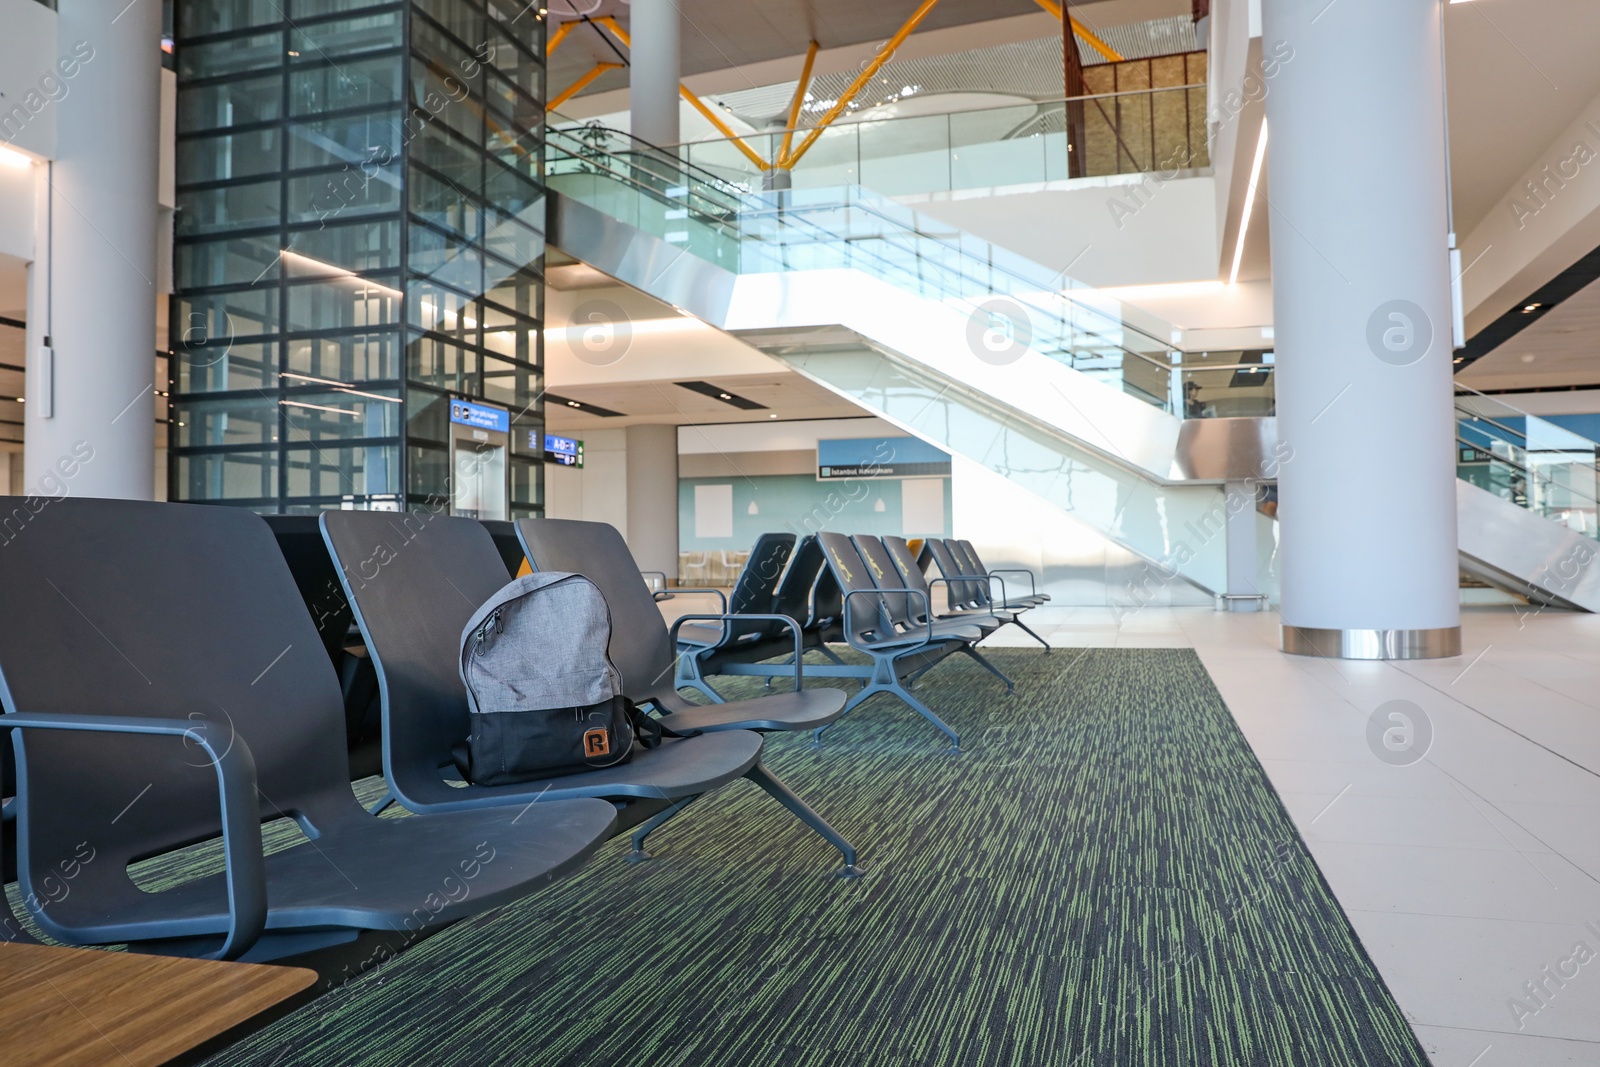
(679, 474, 952, 551)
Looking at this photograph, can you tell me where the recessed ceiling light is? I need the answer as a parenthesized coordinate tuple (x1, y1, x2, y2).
(1523, 303, 1543, 313)
(567, 400, 582, 407)
(768, 413, 777, 419)
(1520, 354, 1537, 363)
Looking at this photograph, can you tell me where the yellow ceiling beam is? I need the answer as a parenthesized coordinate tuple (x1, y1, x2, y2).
(596, 15, 631, 48)
(776, 40, 820, 168)
(680, 85, 770, 170)
(1032, 0, 1125, 63)
(784, 0, 944, 169)
(550, 62, 622, 112)
(548, 21, 576, 53)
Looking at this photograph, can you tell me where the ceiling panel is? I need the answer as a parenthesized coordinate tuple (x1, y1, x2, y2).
(543, 370, 867, 429)
(1458, 272, 1600, 391)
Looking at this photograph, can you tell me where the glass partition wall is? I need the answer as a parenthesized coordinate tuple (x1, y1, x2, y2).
(170, 0, 546, 517)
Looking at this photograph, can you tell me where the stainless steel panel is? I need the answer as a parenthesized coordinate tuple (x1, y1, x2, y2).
(548, 192, 738, 328)
(1172, 417, 1282, 483)
(1281, 626, 1463, 660)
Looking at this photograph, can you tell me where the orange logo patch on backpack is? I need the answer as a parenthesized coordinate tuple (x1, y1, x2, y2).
(584, 728, 611, 757)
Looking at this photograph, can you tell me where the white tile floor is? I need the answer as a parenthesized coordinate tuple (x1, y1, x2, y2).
(984, 604, 1600, 1067)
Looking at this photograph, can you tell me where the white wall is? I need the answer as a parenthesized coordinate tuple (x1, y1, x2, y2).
(951, 455, 1213, 607)
(544, 427, 628, 528)
(0, 0, 60, 160)
(677, 416, 899, 456)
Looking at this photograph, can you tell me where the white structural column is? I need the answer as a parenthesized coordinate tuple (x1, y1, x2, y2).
(628, 0, 680, 147)
(24, 0, 160, 499)
(1262, 0, 1460, 659)
(624, 423, 680, 580)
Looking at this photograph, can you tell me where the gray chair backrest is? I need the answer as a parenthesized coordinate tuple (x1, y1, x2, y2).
(951, 540, 996, 607)
(851, 536, 913, 629)
(479, 519, 528, 577)
(722, 533, 796, 643)
(882, 536, 934, 621)
(924, 538, 982, 607)
(516, 519, 680, 703)
(320, 510, 509, 798)
(0, 499, 356, 930)
(772, 534, 825, 628)
(815, 532, 888, 643)
(263, 515, 355, 663)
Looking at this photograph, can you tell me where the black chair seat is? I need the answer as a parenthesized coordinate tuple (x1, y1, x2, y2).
(0, 499, 618, 962)
(656, 688, 846, 733)
(390, 731, 765, 810)
(62, 799, 615, 946)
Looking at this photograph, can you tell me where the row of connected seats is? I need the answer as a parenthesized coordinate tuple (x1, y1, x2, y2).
(675, 531, 1051, 752)
(0, 500, 862, 972)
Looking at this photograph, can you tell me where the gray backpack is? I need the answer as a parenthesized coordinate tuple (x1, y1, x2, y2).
(459, 571, 662, 785)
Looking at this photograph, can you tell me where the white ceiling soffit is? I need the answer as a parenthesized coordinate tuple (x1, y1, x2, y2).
(1445, 0, 1600, 237)
(1457, 273, 1600, 391)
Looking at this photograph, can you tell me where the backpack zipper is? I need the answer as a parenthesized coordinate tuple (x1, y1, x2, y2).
(473, 608, 503, 654)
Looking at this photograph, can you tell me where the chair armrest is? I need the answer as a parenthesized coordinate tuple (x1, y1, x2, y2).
(842, 588, 933, 653)
(2, 712, 266, 962)
(927, 578, 984, 620)
(943, 571, 1008, 609)
(671, 614, 805, 692)
(671, 588, 729, 612)
(988, 568, 1037, 597)
(639, 570, 670, 590)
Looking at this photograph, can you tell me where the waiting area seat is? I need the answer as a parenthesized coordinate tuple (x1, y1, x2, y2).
(920, 538, 1051, 650)
(263, 515, 383, 778)
(804, 532, 983, 751)
(322, 511, 859, 876)
(516, 519, 850, 737)
(0, 500, 616, 964)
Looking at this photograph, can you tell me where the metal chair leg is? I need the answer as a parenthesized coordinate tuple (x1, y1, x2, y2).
(745, 761, 862, 878)
(1009, 617, 1052, 652)
(889, 683, 962, 752)
(811, 681, 874, 746)
(959, 645, 1015, 693)
(813, 661, 962, 754)
(625, 794, 701, 863)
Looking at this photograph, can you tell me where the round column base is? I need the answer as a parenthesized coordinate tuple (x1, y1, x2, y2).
(1281, 625, 1461, 661)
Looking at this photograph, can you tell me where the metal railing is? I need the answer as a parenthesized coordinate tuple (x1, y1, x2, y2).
(555, 85, 1210, 198)
(1455, 386, 1600, 540)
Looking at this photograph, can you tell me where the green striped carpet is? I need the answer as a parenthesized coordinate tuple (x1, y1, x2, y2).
(198, 648, 1424, 1067)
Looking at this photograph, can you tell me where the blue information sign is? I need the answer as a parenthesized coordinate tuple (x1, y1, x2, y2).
(817, 436, 950, 480)
(544, 433, 584, 468)
(449, 398, 510, 433)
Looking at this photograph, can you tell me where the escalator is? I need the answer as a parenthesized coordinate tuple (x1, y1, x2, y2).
(546, 124, 1600, 612)
(1454, 390, 1600, 610)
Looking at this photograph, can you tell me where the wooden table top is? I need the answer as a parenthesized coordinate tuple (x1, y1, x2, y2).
(0, 940, 316, 1067)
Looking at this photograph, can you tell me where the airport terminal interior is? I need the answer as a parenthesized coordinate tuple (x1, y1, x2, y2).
(1, 0, 1599, 1063)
